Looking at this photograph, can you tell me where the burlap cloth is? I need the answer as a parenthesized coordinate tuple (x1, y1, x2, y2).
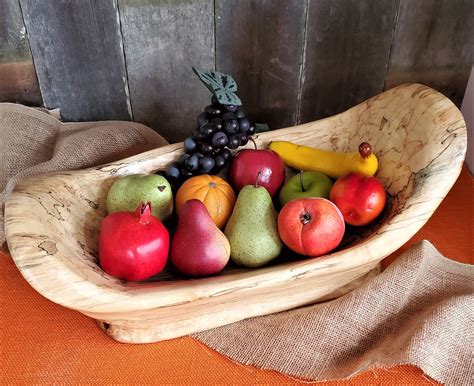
(1, 103, 472, 385)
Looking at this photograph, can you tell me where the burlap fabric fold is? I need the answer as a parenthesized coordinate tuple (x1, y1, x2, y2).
(1, 103, 472, 385)
(0, 103, 168, 243)
(195, 240, 474, 385)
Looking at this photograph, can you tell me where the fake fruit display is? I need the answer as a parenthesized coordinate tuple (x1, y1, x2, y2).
(99, 202, 170, 281)
(175, 174, 236, 228)
(225, 179, 282, 267)
(171, 200, 230, 276)
(230, 140, 285, 196)
(166, 68, 255, 180)
(106, 174, 173, 221)
(279, 171, 333, 207)
(278, 198, 345, 257)
(330, 172, 386, 226)
(268, 141, 378, 179)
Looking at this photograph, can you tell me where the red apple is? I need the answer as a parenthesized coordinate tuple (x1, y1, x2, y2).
(278, 198, 345, 257)
(99, 202, 170, 281)
(329, 173, 386, 226)
(230, 141, 285, 196)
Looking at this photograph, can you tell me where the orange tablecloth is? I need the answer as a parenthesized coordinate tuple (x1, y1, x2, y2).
(1, 167, 472, 384)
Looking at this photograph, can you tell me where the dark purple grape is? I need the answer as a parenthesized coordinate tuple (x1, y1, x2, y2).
(224, 119, 239, 134)
(227, 135, 240, 150)
(197, 112, 210, 126)
(238, 132, 249, 146)
(211, 131, 228, 148)
(210, 117, 223, 131)
(194, 152, 204, 158)
(235, 109, 246, 119)
(222, 112, 236, 120)
(185, 154, 199, 171)
(204, 104, 223, 116)
(181, 168, 194, 178)
(214, 155, 226, 169)
(218, 148, 232, 161)
(200, 142, 213, 155)
(225, 104, 238, 113)
(248, 125, 256, 135)
(199, 156, 215, 173)
(165, 163, 180, 179)
(238, 118, 251, 132)
(178, 153, 191, 165)
(198, 123, 216, 139)
(184, 137, 198, 153)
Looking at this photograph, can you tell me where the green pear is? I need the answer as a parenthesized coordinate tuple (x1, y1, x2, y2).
(224, 185, 282, 267)
(106, 174, 173, 221)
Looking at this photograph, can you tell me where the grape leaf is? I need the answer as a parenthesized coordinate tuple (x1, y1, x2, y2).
(193, 67, 242, 106)
(255, 123, 270, 133)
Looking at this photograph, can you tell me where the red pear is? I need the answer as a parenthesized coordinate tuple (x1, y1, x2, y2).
(171, 199, 230, 276)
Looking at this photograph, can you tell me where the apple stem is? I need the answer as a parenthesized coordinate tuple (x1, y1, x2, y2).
(299, 170, 306, 192)
(300, 212, 311, 225)
(249, 136, 258, 150)
(255, 171, 262, 188)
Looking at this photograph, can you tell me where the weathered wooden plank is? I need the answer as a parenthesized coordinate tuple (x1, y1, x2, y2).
(0, 0, 42, 105)
(118, 0, 214, 143)
(215, 0, 307, 129)
(299, 0, 399, 123)
(385, 0, 473, 106)
(19, 0, 131, 121)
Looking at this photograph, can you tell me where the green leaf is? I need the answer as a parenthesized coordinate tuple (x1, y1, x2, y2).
(255, 123, 270, 133)
(193, 67, 242, 106)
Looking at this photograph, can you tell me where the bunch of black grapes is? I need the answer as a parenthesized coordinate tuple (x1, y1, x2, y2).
(166, 96, 255, 180)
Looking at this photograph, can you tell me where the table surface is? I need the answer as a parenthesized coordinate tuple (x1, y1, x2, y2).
(1, 167, 472, 384)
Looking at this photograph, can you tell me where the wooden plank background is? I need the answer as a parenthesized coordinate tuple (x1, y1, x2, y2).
(19, 0, 131, 121)
(0, 0, 42, 105)
(2, 0, 473, 142)
(118, 0, 215, 143)
(216, 0, 307, 130)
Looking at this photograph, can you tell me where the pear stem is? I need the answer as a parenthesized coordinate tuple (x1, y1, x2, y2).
(299, 170, 306, 192)
(255, 171, 262, 188)
(249, 136, 258, 150)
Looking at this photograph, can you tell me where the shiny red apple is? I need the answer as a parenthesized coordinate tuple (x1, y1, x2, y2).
(278, 197, 345, 257)
(329, 173, 386, 226)
(230, 141, 285, 196)
(99, 202, 170, 281)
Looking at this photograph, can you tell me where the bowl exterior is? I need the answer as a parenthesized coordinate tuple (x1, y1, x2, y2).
(5, 84, 467, 343)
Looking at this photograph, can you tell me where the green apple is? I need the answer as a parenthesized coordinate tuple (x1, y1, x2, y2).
(279, 171, 333, 207)
(106, 174, 173, 221)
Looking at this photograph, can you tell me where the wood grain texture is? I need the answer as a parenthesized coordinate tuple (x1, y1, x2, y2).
(299, 0, 399, 123)
(118, 0, 214, 143)
(0, 0, 42, 105)
(385, 0, 474, 106)
(216, 0, 307, 129)
(19, 0, 131, 121)
(4, 84, 467, 343)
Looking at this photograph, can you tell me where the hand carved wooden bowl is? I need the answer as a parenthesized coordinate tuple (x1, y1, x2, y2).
(5, 84, 467, 343)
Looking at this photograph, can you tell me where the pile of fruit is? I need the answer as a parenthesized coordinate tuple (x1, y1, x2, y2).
(99, 69, 387, 281)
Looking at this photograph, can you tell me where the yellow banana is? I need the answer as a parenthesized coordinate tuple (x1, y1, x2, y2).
(268, 141, 378, 178)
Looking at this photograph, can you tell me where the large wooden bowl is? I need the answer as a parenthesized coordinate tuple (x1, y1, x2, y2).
(5, 84, 466, 343)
